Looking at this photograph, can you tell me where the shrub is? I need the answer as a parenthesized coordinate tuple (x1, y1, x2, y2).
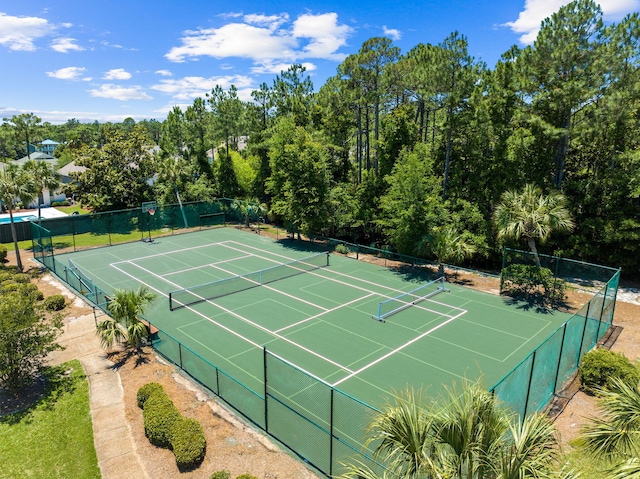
(0, 272, 12, 282)
(210, 472, 231, 479)
(137, 382, 165, 409)
(21, 283, 44, 301)
(500, 264, 565, 305)
(12, 273, 30, 283)
(1, 282, 20, 293)
(579, 349, 640, 394)
(44, 294, 66, 311)
(171, 417, 206, 470)
(51, 200, 71, 207)
(236, 475, 259, 479)
(334, 243, 350, 255)
(0, 245, 6, 262)
(142, 393, 181, 448)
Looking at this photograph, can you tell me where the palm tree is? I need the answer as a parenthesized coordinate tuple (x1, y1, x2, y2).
(96, 286, 156, 352)
(417, 226, 477, 276)
(0, 164, 36, 271)
(494, 184, 574, 267)
(232, 198, 268, 229)
(341, 381, 574, 479)
(579, 378, 640, 478)
(23, 159, 61, 221)
(157, 155, 189, 228)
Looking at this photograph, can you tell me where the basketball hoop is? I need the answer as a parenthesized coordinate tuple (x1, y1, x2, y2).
(141, 201, 157, 243)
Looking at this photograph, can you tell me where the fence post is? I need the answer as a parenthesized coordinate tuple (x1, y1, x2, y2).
(523, 351, 537, 417)
(263, 347, 269, 432)
(329, 388, 334, 477)
(553, 324, 568, 392)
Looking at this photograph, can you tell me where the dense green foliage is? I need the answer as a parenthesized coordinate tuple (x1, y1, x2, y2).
(0, 269, 62, 394)
(137, 381, 165, 408)
(138, 382, 207, 470)
(142, 389, 181, 448)
(0, 361, 100, 479)
(3, 0, 638, 276)
(171, 416, 207, 470)
(579, 349, 640, 394)
(500, 264, 566, 305)
(43, 294, 66, 311)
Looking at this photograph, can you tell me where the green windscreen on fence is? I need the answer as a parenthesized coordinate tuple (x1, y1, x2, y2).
(32, 215, 622, 476)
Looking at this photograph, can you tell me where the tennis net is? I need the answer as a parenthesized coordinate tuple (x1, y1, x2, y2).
(169, 252, 330, 311)
(373, 276, 448, 322)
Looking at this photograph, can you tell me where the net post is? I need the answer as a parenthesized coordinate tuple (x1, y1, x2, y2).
(326, 251, 330, 267)
(169, 292, 174, 311)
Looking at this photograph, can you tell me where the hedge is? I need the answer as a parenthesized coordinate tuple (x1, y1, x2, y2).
(138, 382, 207, 469)
(171, 417, 206, 470)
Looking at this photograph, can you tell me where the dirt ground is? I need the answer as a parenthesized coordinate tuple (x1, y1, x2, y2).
(9, 242, 640, 477)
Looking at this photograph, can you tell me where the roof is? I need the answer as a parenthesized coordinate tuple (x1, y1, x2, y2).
(57, 161, 87, 177)
(40, 139, 61, 146)
(14, 152, 57, 166)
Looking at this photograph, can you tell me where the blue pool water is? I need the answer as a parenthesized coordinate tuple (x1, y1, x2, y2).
(0, 215, 37, 224)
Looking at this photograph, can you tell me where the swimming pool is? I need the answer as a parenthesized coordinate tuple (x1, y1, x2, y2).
(0, 215, 37, 224)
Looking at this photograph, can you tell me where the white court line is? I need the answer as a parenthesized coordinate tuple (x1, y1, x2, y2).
(332, 309, 468, 387)
(110, 259, 353, 374)
(275, 293, 376, 334)
(110, 240, 236, 265)
(207, 261, 329, 312)
(221, 241, 459, 318)
(161, 254, 254, 277)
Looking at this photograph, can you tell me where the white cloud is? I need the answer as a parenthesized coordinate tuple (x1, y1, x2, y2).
(155, 69, 173, 77)
(51, 37, 84, 53)
(151, 75, 253, 101)
(165, 11, 353, 67)
(0, 106, 158, 124)
(89, 84, 152, 101)
(505, 0, 640, 45)
(251, 62, 316, 75)
(0, 12, 55, 51)
(46, 66, 89, 80)
(383, 26, 402, 41)
(103, 68, 132, 80)
(293, 13, 352, 60)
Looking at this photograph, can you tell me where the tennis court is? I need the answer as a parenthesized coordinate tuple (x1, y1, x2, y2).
(56, 227, 571, 408)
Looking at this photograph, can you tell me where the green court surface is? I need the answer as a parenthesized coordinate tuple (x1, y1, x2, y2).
(57, 228, 572, 408)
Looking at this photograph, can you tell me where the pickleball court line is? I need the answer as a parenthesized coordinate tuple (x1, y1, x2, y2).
(109, 260, 355, 374)
(332, 309, 468, 387)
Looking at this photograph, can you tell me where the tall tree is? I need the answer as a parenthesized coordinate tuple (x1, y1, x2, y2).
(494, 184, 574, 266)
(71, 125, 154, 211)
(156, 155, 189, 227)
(378, 143, 442, 255)
(0, 164, 36, 271)
(267, 117, 330, 236)
(519, 0, 606, 188)
(271, 64, 315, 127)
(207, 84, 245, 156)
(184, 97, 212, 178)
(339, 38, 400, 173)
(23, 159, 61, 220)
(3, 113, 42, 159)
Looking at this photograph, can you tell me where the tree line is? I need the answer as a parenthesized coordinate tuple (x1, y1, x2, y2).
(2, 0, 638, 277)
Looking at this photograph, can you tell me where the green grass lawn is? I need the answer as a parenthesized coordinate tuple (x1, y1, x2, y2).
(53, 205, 88, 215)
(0, 360, 100, 479)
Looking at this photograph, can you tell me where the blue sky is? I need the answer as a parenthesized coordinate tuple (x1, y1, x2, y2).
(1, 0, 638, 124)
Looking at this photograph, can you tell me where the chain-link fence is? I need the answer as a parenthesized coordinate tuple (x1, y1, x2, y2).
(30, 213, 620, 477)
